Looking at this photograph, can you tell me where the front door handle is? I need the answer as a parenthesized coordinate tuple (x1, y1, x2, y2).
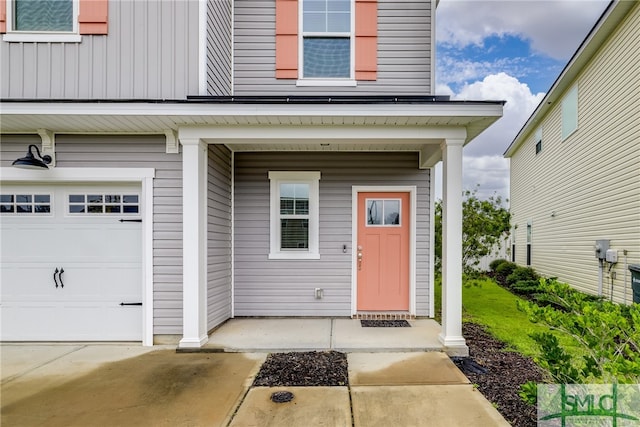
(53, 268, 60, 288)
(357, 250, 363, 270)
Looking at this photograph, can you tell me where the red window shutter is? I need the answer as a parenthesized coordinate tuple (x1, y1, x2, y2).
(79, 0, 108, 35)
(355, 0, 377, 80)
(275, 0, 298, 79)
(0, 0, 6, 34)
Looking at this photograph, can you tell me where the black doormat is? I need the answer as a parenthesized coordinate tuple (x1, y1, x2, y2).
(360, 319, 411, 327)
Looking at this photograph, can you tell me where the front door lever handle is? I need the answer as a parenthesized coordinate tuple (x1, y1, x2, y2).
(53, 268, 59, 288)
(59, 268, 65, 288)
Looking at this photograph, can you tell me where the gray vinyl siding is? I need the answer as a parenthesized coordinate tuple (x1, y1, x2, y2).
(0, 134, 184, 334)
(509, 2, 640, 303)
(233, 0, 432, 95)
(207, 0, 233, 96)
(207, 145, 232, 330)
(234, 152, 431, 316)
(1, 0, 200, 99)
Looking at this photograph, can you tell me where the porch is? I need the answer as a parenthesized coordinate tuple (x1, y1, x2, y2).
(192, 318, 465, 355)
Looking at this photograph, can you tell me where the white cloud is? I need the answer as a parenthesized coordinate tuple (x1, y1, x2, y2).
(456, 72, 544, 157)
(437, 0, 609, 60)
(435, 73, 544, 200)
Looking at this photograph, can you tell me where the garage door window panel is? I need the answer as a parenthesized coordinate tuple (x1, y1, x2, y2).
(0, 194, 52, 214)
(68, 193, 139, 215)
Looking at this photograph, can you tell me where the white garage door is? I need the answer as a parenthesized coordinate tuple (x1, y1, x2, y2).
(1, 184, 143, 341)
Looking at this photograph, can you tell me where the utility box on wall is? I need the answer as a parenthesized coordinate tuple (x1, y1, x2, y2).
(629, 264, 640, 304)
(595, 239, 610, 259)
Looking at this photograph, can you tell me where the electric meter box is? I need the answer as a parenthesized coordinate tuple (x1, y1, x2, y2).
(605, 249, 618, 263)
(629, 264, 640, 304)
(595, 239, 610, 259)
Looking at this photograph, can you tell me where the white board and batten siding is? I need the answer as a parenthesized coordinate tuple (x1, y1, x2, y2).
(233, 0, 433, 95)
(509, 2, 640, 303)
(0, 135, 185, 334)
(233, 152, 432, 317)
(1, 0, 200, 99)
(207, 145, 233, 330)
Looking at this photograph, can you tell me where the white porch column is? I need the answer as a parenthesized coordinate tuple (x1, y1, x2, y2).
(439, 138, 468, 355)
(179, 138, 209, 348)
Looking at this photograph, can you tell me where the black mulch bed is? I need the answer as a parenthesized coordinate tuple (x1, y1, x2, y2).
(360, 319, 411, 327)
(457, 322, 546, 427)
(253, 351, 349, 387)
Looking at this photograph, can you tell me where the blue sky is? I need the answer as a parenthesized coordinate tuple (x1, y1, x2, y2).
(434, 0, 611, 201)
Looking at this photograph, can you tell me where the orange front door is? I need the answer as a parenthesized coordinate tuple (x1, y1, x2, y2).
(357, 192, 410, 311)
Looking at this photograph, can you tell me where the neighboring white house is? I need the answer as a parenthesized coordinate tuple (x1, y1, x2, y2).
(0, 0, 504, 354)
(505, 0, 640, 304)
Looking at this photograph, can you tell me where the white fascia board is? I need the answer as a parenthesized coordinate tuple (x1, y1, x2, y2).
(178, 125, 468, 141)
(0, 167, 155, 181)
(0, 101, 504, 119)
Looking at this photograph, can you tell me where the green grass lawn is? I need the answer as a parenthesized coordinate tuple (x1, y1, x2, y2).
(434, 275, 581, 359)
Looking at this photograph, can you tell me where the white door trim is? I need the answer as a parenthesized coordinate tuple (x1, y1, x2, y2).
(351, 185, 417, 316)
(0, 167, 155, 346)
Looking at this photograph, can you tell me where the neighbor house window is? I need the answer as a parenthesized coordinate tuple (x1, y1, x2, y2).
(269, 171, 320, 259)
(561, 85, 578, 139)
(301, 0, 352, 79)
(526, 221, 532, 266)
(534, 127, 543, 154)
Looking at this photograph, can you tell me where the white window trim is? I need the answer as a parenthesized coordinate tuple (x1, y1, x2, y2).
(561, 85, 579, 140)
(3, 0, 82, 43)
(268, 171, 321, 260)
(298, 0, 355, 82)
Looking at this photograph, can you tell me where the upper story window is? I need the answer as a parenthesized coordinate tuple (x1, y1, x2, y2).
(301, 0, 352, 79)
(561, 85, 578, 140)
(15, 0, 73, 32)
(534, 127, 543, 155)
(1, 0, 108, 42)
(275, 0, 377, 84)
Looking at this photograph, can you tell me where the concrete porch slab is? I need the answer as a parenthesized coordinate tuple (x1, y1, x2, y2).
(351, 385, 511, 427)
(347, 352, 470, 386)
(332, 319, 443, 352)
(205, 318, 333, 352)
(230, 386, 351, 427)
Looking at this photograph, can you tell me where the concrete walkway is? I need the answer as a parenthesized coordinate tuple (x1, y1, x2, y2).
(1, 342, 510, 426)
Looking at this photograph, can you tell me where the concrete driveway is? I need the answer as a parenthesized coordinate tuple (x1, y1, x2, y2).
(2, 343, 509, 426)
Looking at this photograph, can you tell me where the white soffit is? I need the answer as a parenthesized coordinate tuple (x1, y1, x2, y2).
(0, 101, 504, 144)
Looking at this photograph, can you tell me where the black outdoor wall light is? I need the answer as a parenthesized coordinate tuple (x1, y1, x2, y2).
(12, 145, 52, 170)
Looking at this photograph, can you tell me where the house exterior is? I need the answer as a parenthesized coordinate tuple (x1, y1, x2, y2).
(0, 0, 503, 353)
(505, 0, 640, 304)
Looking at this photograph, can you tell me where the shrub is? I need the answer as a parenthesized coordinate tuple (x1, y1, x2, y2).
(489, 258, 509, 272)
(494, 261, 517, 285)
(506, 266, 539, 286)
(511, 280, 541, 295)
(518, 278, 640, 384)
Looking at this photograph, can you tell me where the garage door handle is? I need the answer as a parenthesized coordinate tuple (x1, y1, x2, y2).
(120, 302, 142, 306)
(59, 268, 65, 288)
(53, 268, 60, 288)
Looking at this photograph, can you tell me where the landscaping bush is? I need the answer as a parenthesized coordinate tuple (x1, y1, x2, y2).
(489, 258, 509, 272)
(510, 280, 541, 296)
(506, 267, 539, 286)
(518, 278, 640, 384)
(494, 261, 517, 285)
